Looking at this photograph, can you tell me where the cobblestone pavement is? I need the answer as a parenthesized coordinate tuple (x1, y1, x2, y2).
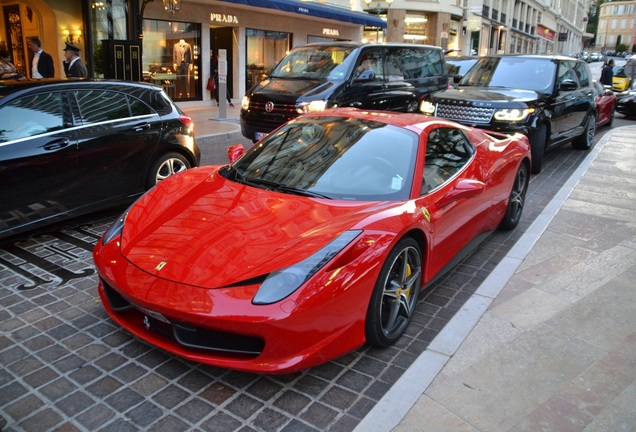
(0, 143, 597, 431)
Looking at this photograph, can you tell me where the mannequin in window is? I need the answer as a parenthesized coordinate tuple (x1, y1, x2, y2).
(173, 39, 193, 97)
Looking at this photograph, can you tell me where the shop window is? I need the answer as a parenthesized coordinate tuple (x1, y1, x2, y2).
(142, 20, 201, 101)
(246, 29, 290, 90)
(91, 0, 129, 77)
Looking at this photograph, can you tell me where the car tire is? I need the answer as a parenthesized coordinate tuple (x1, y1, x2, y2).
(365, 237, 422, 347)
(146, 152, 191, 189)
(530, 124, 547, 174)
(572, 113, 596, 150)
(406, 100, 419, 112)
(498, 162, 529, 231)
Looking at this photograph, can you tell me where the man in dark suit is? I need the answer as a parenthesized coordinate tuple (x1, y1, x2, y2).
(27, 37, 54, 78)
(63, 42, 87, 78)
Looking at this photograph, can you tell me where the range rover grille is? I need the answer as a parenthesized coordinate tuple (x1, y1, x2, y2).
(435, 103, 496, 125)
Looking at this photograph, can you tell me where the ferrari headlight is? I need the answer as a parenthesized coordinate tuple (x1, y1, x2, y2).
(102, 201, 138, 245)
(493, 108, 535, 122)
(295, 100, 327, 114)
(252, 230, 362, 305)
(420, 100, 436, 115)
(102, 213, 126, 245)
(241, 95, 250, 110)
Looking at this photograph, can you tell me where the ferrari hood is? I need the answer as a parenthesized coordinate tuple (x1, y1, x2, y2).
(119, 167, 394, 288)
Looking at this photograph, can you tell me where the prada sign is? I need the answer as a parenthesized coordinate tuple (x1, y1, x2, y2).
(210, 13, 239, 24)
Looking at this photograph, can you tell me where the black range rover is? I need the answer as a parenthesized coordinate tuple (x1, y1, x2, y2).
(420, 55, 596, 173)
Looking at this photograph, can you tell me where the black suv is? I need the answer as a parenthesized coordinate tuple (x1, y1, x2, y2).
(421, 55, 596, 173)
(0, 79, 200, 239)
(241, 42, 448, 141)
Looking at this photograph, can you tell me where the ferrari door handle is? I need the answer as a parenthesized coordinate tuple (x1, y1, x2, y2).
(43, 138, 70, 151)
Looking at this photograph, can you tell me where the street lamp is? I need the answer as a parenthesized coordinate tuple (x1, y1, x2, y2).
(139, 0, 182, 40)
(364, 0, 393, 15)
(162, 0, 182, 14)
(364, 0, 392, 42)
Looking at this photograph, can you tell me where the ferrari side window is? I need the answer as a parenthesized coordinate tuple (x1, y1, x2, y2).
(423, 128, 473, 194)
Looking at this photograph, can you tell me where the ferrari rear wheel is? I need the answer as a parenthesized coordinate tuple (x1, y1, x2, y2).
(499, 162, 529, 231)
(365, 237, 422, 347)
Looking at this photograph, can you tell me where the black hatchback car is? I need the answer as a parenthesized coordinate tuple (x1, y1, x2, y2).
(421, 55, 596, 173)
(0, 79, 200, 240)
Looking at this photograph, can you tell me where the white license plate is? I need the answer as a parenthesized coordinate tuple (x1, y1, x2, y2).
(255, 131, 268, 141)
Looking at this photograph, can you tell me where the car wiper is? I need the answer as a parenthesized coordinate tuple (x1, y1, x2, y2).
(244, 177, 331, 199)
(277, 185, 332, 199)
(242, 177, 281, 189)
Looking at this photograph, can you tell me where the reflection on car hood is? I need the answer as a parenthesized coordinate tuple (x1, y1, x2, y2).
(250, 78, 336, 101)
(119, 166, 394, 288)
(433, 87, 542, 104)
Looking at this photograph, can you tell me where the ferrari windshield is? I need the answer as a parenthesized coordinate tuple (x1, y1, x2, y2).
(270, 46, 357, 80)
(228, 116, 418, 201)
(460, 57, 557, 93)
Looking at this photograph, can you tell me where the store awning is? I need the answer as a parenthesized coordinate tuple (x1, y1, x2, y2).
(217, 0, 387, 28)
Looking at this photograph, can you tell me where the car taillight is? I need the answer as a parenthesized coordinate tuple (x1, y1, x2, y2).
(179, 115, 193, 128)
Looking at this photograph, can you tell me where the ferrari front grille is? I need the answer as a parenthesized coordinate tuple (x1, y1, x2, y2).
(101, 279, 265, 357)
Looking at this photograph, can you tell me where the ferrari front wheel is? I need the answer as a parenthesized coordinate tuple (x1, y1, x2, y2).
(365, 237, 422, 347)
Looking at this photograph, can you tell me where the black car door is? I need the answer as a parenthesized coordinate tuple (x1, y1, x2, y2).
(71, 89, 163, 205)
(0, 91, 79, 235)
(552, 61, 588, 140)
(382, 47, 416, 111)
(345, 47, 389, 110)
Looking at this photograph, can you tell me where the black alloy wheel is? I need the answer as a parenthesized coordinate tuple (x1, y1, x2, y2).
(365, 237, 422, 347)
(499, 162, 529, 231)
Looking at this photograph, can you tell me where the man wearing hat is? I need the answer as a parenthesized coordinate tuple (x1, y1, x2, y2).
(63, 42, 87, 78)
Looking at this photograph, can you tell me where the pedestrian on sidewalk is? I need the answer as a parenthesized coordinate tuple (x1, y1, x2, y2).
(63, 42, 87, 78)
(27, 37, 54, 79)
(211, 54, 234, 107)
(600, 58, 614, 87)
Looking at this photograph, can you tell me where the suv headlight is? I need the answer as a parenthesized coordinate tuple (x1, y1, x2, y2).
(493, 108, 535, 122)
(420, 100, 436, 115)
(241, 95, 250, 110)
(295, 100, 327, 114)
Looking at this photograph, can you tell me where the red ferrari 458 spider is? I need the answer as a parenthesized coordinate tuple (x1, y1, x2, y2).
(593, 80, 617, 128)
(94, 109, 531, 374)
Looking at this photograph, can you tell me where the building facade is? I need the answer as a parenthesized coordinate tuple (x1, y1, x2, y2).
(377, 0, 589, 57)
(0, 0, 591, 108)
(596, 0, 636, 52)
